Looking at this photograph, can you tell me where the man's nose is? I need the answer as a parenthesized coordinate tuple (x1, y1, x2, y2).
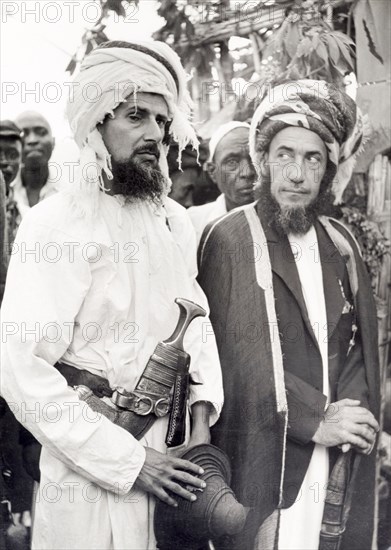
(286, 159, 304, 184)
(0, 152, 10, 165)
(144, 119, 164, 143)
(240, 157, 256, 180)
(25, 132, 39, 145)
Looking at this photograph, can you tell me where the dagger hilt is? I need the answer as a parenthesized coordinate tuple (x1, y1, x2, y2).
(163, 298, 206, 351)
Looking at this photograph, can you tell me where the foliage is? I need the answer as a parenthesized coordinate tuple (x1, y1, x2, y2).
(259, 0, 355, 87)
(66, 0, 138, 75)
(341, 206, 390, 287)
(153, 0, 222, 75)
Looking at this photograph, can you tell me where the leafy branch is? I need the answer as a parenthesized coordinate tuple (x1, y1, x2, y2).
(66, 0, 138, 75)
(341, 206, 390, 288)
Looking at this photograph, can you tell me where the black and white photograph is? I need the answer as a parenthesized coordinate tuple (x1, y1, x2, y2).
(0, 1, 390, 549)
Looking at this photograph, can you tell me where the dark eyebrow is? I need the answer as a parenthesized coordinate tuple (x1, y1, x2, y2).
(306, 150, 323, 156)
(125, 106, 168, 123)
(276, 145, 294, 153)
(276, 145, 324, 156)
(25, 126, 48, 133)
(156, 113, 169, 123)
(221, 152, 240, 161)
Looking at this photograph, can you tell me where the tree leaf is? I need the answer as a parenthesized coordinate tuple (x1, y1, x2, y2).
(296, 36, 312, 58)
(284, 22, 301, 59)
(311, 34, 320, 49)
(315, 39, 329, 66)
(338, 42, 354, 72)
(332, 30, 355, 46)
(324, 34, 340, 66)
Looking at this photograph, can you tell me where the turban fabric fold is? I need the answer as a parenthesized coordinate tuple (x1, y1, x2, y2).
(66, 40, 198, 216)
(249, 80, 370, 203)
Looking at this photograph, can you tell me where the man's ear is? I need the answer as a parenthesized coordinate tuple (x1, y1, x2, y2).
(257, 151, 269, 178)
(205, 161, 217, 183)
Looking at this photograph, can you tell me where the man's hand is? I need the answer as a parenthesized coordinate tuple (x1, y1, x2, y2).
(134, 448, 206, 507)
(312, 398, 379, 454)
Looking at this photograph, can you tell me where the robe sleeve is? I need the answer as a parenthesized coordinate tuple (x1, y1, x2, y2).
(284, 372, 327, 444)
(1, 211, 146, 496)
(336, 329, 369, 408)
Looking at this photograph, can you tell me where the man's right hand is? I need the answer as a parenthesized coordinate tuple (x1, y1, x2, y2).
(134, 447, 206, 507)
(312, 398, 379, 454)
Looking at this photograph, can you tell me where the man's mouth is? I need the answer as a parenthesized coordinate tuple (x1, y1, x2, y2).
(282, 189, 309, 195)
(136, 152, 158, 161)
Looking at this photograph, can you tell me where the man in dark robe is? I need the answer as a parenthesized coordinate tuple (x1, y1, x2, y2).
(198, 80, 380, 550)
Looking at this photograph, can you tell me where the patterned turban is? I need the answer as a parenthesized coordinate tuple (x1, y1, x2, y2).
(66, 40, 198, 215)
(249, 80, 369, 203)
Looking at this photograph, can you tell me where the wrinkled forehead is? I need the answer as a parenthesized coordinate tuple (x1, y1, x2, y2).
(118, 91, 170, 118)
(269, 126, 327, 155)
(213, 128, 250, 160)
(214, 127, 250, 159)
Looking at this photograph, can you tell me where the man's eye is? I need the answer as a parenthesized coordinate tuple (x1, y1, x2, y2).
(128, 113, 141, 121)
(157, 119, 166, 128)
(36, 128, 48, 137)
(308, 155, 320, 163)
(278, 152, 291, 160)
(1, 150, 19, 161)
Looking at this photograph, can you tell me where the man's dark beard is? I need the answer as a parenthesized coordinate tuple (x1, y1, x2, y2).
(110, 147, 167, 203)
(256, 174, 336, 236)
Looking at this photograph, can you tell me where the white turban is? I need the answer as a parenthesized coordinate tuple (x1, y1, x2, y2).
(66, 40, 198, 216)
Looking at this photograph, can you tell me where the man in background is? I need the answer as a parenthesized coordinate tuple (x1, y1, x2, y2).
(188, 121, 255, 244)
(167, 137, 212, 209)
(0, 120, 40, 547)
(0, 120, 23, 247)
(13, 111, 57, 217)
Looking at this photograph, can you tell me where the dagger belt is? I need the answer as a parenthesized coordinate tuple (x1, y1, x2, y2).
(55, 298, 206, 447)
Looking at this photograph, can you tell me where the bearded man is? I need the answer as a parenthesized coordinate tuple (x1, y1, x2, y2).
(1, 41, 223, 550)
(198, 80, 380, 550)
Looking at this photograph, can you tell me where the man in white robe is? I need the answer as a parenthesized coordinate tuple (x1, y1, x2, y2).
(1, 40, 223, 550)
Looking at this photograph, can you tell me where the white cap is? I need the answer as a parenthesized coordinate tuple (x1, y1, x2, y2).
(208, 121, 251, 162)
